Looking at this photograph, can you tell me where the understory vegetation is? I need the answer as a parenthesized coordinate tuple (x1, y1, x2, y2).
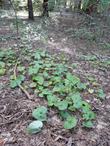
(0, 48, 107, 133)
(0, 0, 110, 145)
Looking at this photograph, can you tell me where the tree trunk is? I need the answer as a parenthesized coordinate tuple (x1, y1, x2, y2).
(28, 0, 34, 20)
(78, 0, 82, 10)
(42, 0, 49, 17)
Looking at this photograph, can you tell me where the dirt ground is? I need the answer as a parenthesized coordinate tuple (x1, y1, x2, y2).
(0, 11, 110, 146)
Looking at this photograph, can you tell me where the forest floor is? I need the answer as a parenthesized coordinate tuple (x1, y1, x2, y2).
(0, 10, 110, 146)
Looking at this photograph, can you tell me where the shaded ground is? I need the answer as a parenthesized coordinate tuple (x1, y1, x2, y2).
(0, 10, 110, 146)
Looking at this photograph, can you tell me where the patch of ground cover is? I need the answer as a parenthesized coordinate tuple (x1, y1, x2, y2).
(0, 11, 110, 146)
(0, 47, 110, 146)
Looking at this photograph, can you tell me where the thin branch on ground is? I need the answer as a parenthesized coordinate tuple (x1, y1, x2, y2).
(14, 62, 32, 100)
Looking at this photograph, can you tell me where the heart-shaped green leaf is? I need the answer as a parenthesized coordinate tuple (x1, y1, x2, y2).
(64, 116, 77, 129)
(32, 106, 47, 121)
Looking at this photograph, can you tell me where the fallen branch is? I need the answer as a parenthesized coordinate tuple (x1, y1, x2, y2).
(13, 62, 32, 100)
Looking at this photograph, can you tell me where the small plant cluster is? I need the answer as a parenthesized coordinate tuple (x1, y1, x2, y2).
(6, 49, 105, 134)
(0, 49, 15, 76)
(26, 50, 96, 133)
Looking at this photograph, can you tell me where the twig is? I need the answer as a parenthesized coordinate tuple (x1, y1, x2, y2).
(14, 62, 32, 100)
(0, 112, 24, 126)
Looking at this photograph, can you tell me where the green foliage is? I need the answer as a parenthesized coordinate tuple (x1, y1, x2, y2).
(10, 75, 25, 88)
(97, 89, 106, 99)
(27, 49, 97, 130)
(32, 106, 48, 121)
(82, 120, 94, 128)
(27, 120, 43, 134)
(82, 0, 110, 12)
(0, 61, 5, 68)
(28, 65, 40, 75)
(0, 49, 15, 60)
(0, 49, 16, 76)
(0, 68, 6, 76)
(47, 95, 59, 106)
(32, 75, 44, 85)
(55, 100, 68, 110)
(0, 60, 6, 76)
(64, 116, 77, 129)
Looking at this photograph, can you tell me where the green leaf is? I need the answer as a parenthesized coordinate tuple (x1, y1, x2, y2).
(68, 105, 76, 111)
(10, 80, 18, 88)
(53, 84, 65, 93)
(27, 120, 43, 134)
(10, 75, 25, 88)
(74, 100, 82, 109)
(34, 53, 41, 60)
(55, 100, 68, 110)
(82, 121, 94, 128)
(51, 76, 61, 84)
(70, 92, 82, 102)
(32, 106, 47, 121)
(70, 93, 82, 109)
(0, 68, 6, 76)
(81, 101, 91, 113)
(0, 61, 5, 68)
(60, 111, 71, 120)
(43, 71, 49, 78)
(83, 111, 96, 120)
(28, 65, 40, 75)
(42, 89, 52, 95)
(33, 75, 44, 85)
(64, 116, 77, 129)
(40, 50, 46, 57)
(47, 95, 59, 106)
(77, 83, 87, 90)
(66, 72, 80, 85)
(98, 89, 106, 99)
(17, 75, 25, 82)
